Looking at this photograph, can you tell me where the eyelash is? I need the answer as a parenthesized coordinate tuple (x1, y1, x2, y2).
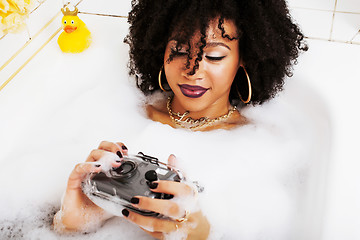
(205, 56, 225, 61)
(170, 49, 226, 61)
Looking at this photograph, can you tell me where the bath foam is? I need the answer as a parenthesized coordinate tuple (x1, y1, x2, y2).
(131, 79, 329, 240)
(0, 79, 329, 240)
(0, 2, 331, 237)
(134, 123, 297, 239)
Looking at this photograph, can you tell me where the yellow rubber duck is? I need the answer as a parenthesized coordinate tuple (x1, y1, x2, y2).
(57, 5, 91, 53)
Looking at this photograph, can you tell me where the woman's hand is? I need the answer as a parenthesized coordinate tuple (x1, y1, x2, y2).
(121, 156, 210, 240)
(53, 141, 128, 232)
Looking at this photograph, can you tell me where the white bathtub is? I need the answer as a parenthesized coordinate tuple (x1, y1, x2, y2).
(0, 0, 359, 239)
(292, 39, 360, 240)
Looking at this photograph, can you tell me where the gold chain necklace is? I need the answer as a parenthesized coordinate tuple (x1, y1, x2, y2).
(167, 96, 237, 130)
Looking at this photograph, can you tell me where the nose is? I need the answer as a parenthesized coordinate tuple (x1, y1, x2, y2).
(182, 57, 205, 80)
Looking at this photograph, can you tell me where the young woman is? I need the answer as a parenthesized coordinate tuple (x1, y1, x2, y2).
(54, 1, 323, 239)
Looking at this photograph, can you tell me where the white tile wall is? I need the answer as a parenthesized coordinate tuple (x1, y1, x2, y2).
(336, 0, 360, 13)
(0, 30, 29, 67)
(290, 8, 334, 39)
(78, 0, 131, 17)
(287, 0, 360, 44)
(27, 0, 62, 36)
(287, 0, 336, 11)
(353, 31, 360, 42)
(331, 12, 360, 42)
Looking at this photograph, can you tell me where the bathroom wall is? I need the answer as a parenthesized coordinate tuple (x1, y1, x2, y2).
(288, 0, 360, 44)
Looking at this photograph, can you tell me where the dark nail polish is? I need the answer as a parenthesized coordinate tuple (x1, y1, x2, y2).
(122, 145, 128, 150)
(95, 164, 101, 168)
(116, 151, 123, 158)
(122, 209, 129, 217)
(149, 182, 158, 189)
(164, 194, 174, 200)
(130, 197, 139, 204)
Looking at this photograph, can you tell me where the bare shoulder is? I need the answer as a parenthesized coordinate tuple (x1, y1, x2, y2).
(146, 101, 173, 126)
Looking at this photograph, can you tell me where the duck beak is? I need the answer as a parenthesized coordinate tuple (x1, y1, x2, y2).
(64, 25, 77, 33)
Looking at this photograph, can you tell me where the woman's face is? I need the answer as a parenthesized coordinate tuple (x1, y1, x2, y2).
(164, 19, 241, 118)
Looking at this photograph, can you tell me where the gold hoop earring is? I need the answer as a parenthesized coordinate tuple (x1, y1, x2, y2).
(236, 67, 252, 104)
(158, 66, 171, 92)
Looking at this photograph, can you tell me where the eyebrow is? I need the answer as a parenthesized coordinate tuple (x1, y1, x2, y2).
(205, 42, 231, 50)
(168, 39, 231, 50)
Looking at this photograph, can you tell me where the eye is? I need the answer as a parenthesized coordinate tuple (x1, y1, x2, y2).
(170, 48, 188, 57)
(170, 48, 189, 56)
(205, 56, 226, 61)
(71, 20, 74, 24)
(64, 20, 67, 24)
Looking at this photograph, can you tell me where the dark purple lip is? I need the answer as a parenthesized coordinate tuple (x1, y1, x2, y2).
(179, 84, 209, 98)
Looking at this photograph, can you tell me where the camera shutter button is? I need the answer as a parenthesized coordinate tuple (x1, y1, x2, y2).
(145, 170, 158, 182)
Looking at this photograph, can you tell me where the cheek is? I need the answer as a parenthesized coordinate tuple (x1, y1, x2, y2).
(208, 64, 238, 90)
(164, 60, 183, 82)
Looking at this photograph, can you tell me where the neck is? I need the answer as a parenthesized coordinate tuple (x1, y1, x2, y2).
(171, 96, 232, 120)
(167, 96, 237, 130)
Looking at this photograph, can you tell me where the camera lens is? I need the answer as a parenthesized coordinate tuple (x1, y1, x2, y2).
(116, 162, 134, 174)
(111, 160, 137, 178)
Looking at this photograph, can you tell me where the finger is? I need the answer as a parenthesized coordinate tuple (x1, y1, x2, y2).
(122, 209, 178, 233)
(115, 142, 129, 156)
(85, 149, 120, 166)
(150, 181, 195, 197)
(67, 162, 102, 190)
(98, 141, 128, 158)
(130, 196, 184, 219)
(85, 149, 107, 162)
(166, 155, 188, 179)
(167, 154, 177, 170)
(139, 228, 163, 239)
(86, 149, 122, 175)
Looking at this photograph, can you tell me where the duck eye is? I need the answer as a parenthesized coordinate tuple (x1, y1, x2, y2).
(64, 20, 67, 24)
(71, 20, 74, 24)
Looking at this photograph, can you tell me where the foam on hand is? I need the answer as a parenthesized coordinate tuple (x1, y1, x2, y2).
(171, 181, 201, 216)
(96, 151, 121, 174)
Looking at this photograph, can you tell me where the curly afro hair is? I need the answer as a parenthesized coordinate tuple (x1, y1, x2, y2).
(124, 0, 307, 105)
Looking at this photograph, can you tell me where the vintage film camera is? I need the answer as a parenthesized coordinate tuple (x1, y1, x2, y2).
(82, 152, 184, 216)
